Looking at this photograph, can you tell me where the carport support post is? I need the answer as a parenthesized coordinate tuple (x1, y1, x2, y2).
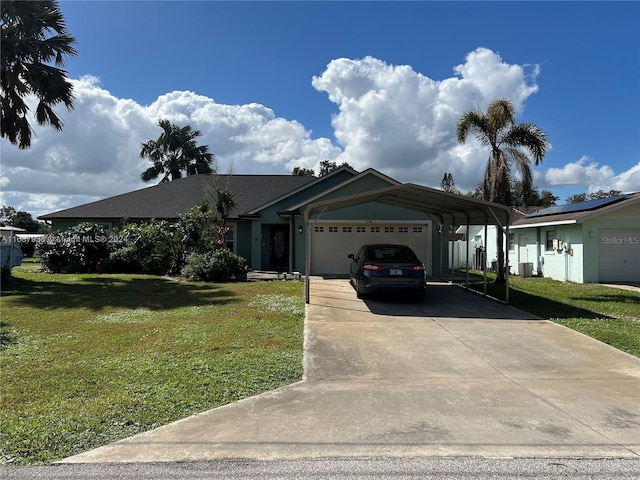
(505, 221, 510, 305)
(305, 218, 312, 304)
(487, 207, 510, 305)
(450, 224, 454, 281)
(305, 206, 327, 304)
(483, 222, 488, 296)
(465, 222, 470, 288)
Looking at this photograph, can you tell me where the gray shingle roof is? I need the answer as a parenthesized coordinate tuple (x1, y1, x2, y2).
(39, 174, 317, 221)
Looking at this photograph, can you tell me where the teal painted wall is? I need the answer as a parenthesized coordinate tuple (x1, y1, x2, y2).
(506, 202, 639, 283)
(234, 221, 252, 264)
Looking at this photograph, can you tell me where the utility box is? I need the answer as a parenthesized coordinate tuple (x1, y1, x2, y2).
(518, 262, 533, 278)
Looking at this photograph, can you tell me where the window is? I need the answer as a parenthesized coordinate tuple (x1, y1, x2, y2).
(371, 227, 380, 233)
(329, 226, 338, 233)
(508, 233, 515, 252)
(356, 226, 366, 233)
(384, 227, 394, 233)
(314, 226, 324, 233)
(546, 230, 556, 251)
(224, 224, 235, 252)
(399, 227, 409, 233)
(342, 226, 352, 233)
(413, 227, 423, 233)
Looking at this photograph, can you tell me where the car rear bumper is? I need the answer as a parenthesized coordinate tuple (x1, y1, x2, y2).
(359, 278, 427, 294)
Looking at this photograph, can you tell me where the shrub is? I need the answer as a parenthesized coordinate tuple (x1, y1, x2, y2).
(176, 201, 218, 255)
(181, 248, 249, 282)
(109, 221, 181, 276)
(39, 223, 111, 273)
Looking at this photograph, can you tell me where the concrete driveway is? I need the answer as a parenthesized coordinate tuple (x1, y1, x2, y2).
(61, 278, 640, 462)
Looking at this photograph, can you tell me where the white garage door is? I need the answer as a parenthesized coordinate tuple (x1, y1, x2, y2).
(310, 222, 431, 275)
(599, 228, 640, 282)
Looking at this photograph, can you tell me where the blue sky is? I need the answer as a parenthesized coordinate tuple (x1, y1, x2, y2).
(1, 1, 639, 218)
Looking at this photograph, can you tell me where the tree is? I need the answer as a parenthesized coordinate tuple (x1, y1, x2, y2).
(0, 205, 39, 232)
(589, 189, 622, 200)
(440, 172, 458, 194)
(457, 98, 549, 283)
(566, 193, 587, 204)
(140, 119, 214, 183)
(566, 190, 622, 204)
(0, 205, 17, 225)
(318, 160, 352, 176)
(511, 181, 558, 208)
(538, 189, 559, 207)
(291, 166, 315, 176)
(1, 1, 77, 149)
(213, 188, 235, 246)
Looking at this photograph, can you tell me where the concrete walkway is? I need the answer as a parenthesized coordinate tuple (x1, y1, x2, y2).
(61, 278, 640, 462)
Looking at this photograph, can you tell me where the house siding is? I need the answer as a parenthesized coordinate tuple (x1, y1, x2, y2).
(536, 224, 584, 282)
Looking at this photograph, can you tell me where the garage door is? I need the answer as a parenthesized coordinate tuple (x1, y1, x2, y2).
(599, 228, 640, 282)
(310, 222, 431, 275)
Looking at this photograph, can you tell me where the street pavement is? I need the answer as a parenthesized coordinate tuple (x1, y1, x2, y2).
(3, 457, 640, 479)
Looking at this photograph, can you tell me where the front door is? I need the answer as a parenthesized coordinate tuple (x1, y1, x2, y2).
(269, 226, 289, 271)
(518, 234, 528, 263)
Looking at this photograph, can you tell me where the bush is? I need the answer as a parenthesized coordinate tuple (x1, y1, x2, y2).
(39, 223, 111, 273)
(109, 221, 181, 276)
(181, 249, 249, 282)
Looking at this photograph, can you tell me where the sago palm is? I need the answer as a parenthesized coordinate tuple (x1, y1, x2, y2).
(457, 98, 549, 283)
(1, 0, 77, 149)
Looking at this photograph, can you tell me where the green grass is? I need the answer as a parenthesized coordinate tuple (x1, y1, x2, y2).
(0, 266, 305, 465)
(2, 266, 638, 465)
(456, 270, 640, 358)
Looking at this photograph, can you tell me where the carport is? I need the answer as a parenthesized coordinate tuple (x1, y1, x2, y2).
(304, 183, 512, 303)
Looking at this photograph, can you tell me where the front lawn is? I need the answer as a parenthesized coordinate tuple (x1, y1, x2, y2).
(0, 267, 305, 465)
(456, 271, 640, 358)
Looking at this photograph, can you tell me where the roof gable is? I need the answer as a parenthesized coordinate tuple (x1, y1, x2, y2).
(284, 168, 400, 212)
(245, 166, 359, 215)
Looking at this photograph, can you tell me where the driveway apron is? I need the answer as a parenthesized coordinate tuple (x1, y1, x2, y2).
(61, 278, 640, 462)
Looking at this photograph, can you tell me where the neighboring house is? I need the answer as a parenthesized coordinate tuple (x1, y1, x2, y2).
(464, 193, 640, 283)
(39, 167, 513, 278)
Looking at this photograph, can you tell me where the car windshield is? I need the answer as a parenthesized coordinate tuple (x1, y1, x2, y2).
(365, 246, 418, 262)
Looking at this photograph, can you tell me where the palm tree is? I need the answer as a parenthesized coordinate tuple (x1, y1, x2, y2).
(1, 0, 78, 149)
(214, 188, 235, 223)
(457, 98, 549, 284)
(140, 119, 214, 183)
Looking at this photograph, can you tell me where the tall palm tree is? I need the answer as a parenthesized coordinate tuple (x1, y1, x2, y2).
(457, 98, 549, 284)
(140, 119, 214, 183)
(1, 0, 77, 149)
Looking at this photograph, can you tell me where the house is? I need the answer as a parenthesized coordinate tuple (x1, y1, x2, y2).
(463, 193, 640, 283)
(39, 167, 513, 278)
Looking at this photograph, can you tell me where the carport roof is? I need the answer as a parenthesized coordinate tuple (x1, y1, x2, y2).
(304, 183, 512, 227)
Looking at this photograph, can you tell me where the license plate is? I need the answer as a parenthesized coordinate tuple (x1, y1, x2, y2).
(390, 269, 403, 275)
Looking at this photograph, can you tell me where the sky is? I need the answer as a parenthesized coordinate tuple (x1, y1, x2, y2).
(1, 1, 639, 220)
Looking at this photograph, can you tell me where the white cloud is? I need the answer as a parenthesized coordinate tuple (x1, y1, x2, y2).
(608, 161, 640, 193)
(544, 156, 615, 187)
(311, 48, 541, 190)
(542, 156, 640, 196)
(2, 48, 636, 220)
(0, 76, 341, 218)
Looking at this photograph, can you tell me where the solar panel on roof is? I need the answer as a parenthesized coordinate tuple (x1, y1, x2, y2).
(526, 195, 629, 218)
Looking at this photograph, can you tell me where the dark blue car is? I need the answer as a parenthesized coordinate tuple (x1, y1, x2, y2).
(348, 244, 427, 300)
